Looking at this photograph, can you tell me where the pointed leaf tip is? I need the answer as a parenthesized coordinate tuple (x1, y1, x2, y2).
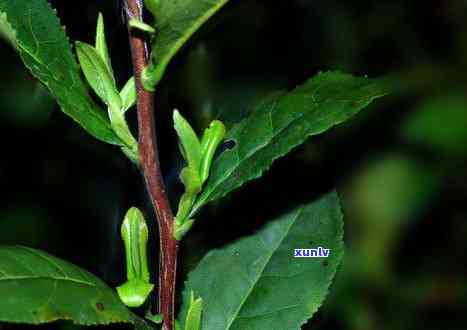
(75, 41, 121, 111)
(173, 109, 202, 171)
(180, 192, 344, 329)
(120, 76, 137, 113)
(0, 0, 122, 144)
(95, 12, 115, 82)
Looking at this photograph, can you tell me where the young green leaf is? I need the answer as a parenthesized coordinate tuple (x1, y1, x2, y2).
(95, 12, 115, 82)
(120, 76, 137, 113)
(191, 71, 393, 215)
(172, 110, 203, 240)
(173, 110, 202, 172)
(117, 207, 154, 308)
(174, 167, 201, 240)
(116, 280, 154, 309)
(173, 112, 226, 239)
(176, 167, 202, 220)
(107, 103, 138, 161)
(174, 218, 195, 242)
(180, 192, 344, 330)
(0, 245, 149, 326)
(0, 11, 17, 50)
(123, 208, 150, 281)
(199, 120, 226, 183)
(76, 14, 138, 162)
(142, 0, 231, 91)
(184, 291, 203, 330)
(128, 18, 156, 34)
(0, 0, 122, 145)
(75, 41, 137, 160)
(75, 41, 122, 112)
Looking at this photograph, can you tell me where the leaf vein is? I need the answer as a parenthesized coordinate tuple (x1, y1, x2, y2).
(0, 275, 96, 287)
(225, 206, 304, 329)
(236, 303, 300, 320)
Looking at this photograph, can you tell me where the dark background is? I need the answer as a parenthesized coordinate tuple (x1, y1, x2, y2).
(1, 0, 467, 329)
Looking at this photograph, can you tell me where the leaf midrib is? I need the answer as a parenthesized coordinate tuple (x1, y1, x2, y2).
(0, 2, 120, 145)
(224, 207, 303, 329)
(0, 275, 98, 287)
(195, 86, 387, 213)
(17, 37, 113, 132)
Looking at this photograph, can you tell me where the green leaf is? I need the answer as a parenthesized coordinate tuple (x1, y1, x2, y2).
(142, 0, 231, 90)
(174, 167, 202, 240)
(199, 120, 226, 183)
(174, 109, 202, 172)
(174, 218, 195, 241)
(145, 0, 160, 17)
(128, 18, 156, 34)
(177, 167, 202, 219)
(75, 41, 121, 112)
(0, 11, 16, 50)
(117, 207, 154, 308)
(179, 192, 344, 330)
(116, 280, 154, 309)
(0, 245, 148, 326)
(192, 71, 391, 215)
(184, 291, 203, 330)
(0, 0, 122, 145)
(107, 105, 139, 162)
(95, 12, 115, 83)
(120, 77, 137, 113)
(121, 208, 150, 282)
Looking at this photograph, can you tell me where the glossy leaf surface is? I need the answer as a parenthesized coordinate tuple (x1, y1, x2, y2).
(180, 192, 344, 330)
(192, 71, 390, 214)
(0, 245, 148, 327)
(0, 0, 121, 144)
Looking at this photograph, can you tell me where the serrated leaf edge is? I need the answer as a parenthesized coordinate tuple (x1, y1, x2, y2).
(0, 245, 139, 326)
(182, 192, 345, 329)
(192, 73, 388, 214)
(0, 0, 122, 146)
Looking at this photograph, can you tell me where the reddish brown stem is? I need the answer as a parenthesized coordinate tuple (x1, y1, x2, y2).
(124, 1, 177, 329)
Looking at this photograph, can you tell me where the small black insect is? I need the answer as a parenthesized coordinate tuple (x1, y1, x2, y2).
(215, 139, 236, 157)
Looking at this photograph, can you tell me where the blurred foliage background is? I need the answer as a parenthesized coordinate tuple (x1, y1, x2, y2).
(1, 0, 467, 329)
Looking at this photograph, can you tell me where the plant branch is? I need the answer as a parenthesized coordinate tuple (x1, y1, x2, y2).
(124, 1, 178, 329)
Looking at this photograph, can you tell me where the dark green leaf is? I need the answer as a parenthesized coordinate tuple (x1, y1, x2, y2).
(0, 245, 148, 327)
(192, 71, 390, 214)
(0, 0, 122, 145)
(143, 0, 231, 90)
(180, 192, 344, 330)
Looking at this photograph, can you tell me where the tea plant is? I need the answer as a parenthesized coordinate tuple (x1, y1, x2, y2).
(0, 0, 393, 329)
